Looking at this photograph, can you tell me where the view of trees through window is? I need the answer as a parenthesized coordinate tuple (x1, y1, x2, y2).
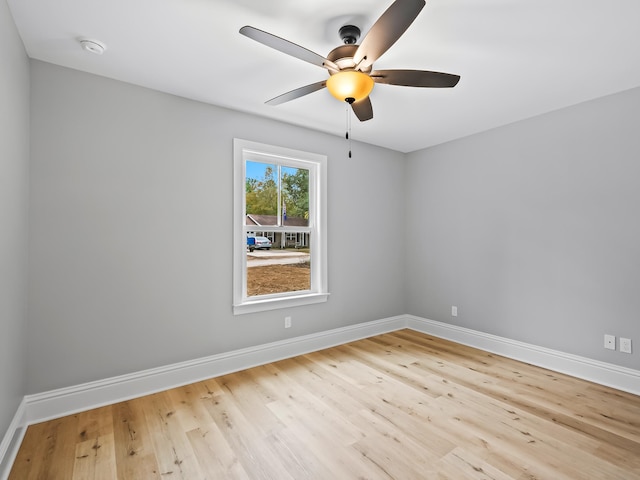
(246, 163, 309, 220)
(245, 161, 311, 297)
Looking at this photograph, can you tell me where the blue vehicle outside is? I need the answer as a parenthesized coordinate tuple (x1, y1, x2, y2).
(247, 236, 271, 252)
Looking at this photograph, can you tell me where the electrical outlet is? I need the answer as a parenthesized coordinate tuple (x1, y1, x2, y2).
(604, 334, 616, 350)
(451, 306, 458, 317)
(620, 338, 632, 354)
(284, 316, 292, 328)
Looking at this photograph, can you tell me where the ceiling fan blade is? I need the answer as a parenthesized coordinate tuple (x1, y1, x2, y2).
(371, 69, 460, 88)
(351, 97, 373, 121)
(353, 0, 425, 71)
(240, 26, 339, 72)
(265, 81, 327, 106)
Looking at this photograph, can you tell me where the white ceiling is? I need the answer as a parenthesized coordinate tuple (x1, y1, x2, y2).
(7, 0, 640, 153)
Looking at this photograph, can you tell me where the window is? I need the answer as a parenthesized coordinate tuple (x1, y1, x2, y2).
(233, 139, 328, 314)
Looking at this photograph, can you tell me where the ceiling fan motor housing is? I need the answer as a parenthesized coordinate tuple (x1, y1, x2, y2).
(339, 25, 361, 45)
(327, 44, 372, 73)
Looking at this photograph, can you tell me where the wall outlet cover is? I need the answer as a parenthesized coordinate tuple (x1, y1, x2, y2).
(620, 338, 632, 354)
(604, 334, 616, 350)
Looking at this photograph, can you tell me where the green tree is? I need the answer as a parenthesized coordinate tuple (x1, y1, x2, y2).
(246, 166, 277, 215)
(282, 168, 309, 218)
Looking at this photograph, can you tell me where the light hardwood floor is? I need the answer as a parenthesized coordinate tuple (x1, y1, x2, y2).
(9, 330, 640, 479)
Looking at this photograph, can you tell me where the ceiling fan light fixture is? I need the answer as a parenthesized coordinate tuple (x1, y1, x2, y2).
(326, 71, 374, 103)
(240, 0, 458, 122)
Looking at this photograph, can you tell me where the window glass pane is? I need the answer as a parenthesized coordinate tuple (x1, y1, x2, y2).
(245, 161, 278, 226)
(247, 231, 311, 297)
(282, 166, 309, 227)
(244, 161, 312, 298)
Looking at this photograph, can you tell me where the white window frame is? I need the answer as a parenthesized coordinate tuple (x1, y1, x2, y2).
(233, 138, 328, 315)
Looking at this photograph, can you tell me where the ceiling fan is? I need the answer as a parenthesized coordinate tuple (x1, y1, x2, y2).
(239, 0, 460, 122)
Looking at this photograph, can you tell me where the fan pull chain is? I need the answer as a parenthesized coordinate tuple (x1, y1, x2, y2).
(345, 99, 353, 158)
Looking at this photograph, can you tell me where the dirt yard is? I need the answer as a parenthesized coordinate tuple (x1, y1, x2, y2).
(247, 263, 310, 296)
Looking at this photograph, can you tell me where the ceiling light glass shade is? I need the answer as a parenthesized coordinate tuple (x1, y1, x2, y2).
(326, 71, 374, 102)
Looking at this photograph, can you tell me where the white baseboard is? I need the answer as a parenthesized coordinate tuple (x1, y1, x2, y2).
(0, 399, 26, 480)
(20, 314, 640, 426)
(406, 315, 640, 396)
(3, 314, 638, 476)
(22, 315, 406, 425)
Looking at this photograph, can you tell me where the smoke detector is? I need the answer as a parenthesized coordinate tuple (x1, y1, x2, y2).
(79, 38, 106, 55)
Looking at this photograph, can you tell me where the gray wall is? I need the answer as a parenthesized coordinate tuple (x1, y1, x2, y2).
(27, 60, 406, 393)
(405, 87, 640, 369)
(0, 0, 29, 439)
(12, 37, 640, 403)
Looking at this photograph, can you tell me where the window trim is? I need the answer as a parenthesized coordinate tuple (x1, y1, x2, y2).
(233, 138, 328, 315)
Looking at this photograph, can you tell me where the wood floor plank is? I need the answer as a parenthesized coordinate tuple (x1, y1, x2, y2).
(141, 391, 203, 479)
(111, 398, 162, 479)
(9, 416, 79, 479)
(186, 422, 250, 479)
(199, 382, 297, 480)
(9, 330, 640, 479)
(21, 415, 79, 479)
(215, 366, 286, 437)
(72, 434, 117, 480)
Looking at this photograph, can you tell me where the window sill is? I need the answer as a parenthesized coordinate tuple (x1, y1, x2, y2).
(233, 292, 329, 315)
